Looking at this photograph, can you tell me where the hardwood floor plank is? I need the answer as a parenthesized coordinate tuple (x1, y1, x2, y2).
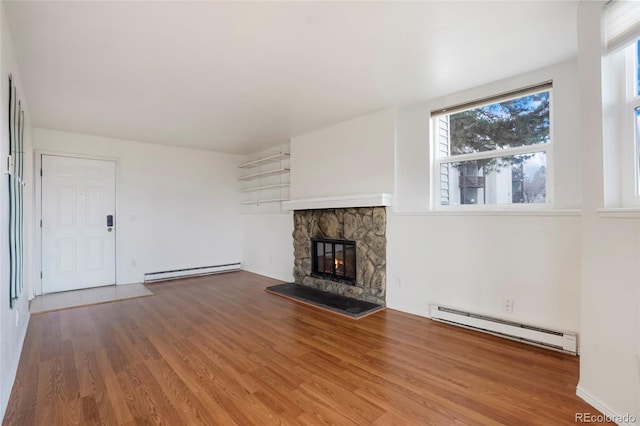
(144, 358, 226, 426)
(345, 367, 496, 425)
(39, 312, 62, 362)
(239, 392, 282, 424)
(292, 365, 385, 424)
(93, 343, 135, 425)
(145, 335, 246, 425)
(4, 271, 611, 425)
(1, 358, 38, 425)
(49, 340, 83, 426)
(33, 359, 53, 426)
(81, 396, 100, 426)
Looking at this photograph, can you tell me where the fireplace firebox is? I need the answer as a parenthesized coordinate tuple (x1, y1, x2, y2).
(312, 238, 356, 283)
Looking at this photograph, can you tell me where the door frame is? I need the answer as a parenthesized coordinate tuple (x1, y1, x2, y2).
(35, 151, 120, 296)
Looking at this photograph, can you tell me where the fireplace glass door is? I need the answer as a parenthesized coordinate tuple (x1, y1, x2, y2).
(312, 239, 356, 283)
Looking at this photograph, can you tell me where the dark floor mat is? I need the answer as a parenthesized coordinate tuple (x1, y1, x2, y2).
(266, 282, 384, 319)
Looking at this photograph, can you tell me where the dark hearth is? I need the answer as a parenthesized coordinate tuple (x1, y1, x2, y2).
(266, 283, 384, 319)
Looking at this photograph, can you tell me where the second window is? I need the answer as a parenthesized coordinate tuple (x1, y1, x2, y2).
(432, 84, 552, 207)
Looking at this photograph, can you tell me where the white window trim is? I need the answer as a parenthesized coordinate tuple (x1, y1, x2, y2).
(621, 40, 640, 207)
(431, 88, 554, 211)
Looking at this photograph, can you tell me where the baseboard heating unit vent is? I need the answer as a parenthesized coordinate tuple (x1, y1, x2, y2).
(144, 263, 242, 283)
(430, 305, 577, 355)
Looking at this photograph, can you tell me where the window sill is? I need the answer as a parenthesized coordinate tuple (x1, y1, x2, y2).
(393, 209, 581, 217)
(596, 208, 640, 219)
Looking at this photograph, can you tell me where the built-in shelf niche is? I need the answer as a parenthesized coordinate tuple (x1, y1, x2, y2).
(238, 149, 290, 210)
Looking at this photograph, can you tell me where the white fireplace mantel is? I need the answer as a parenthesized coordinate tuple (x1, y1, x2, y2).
(282, 193, 392, 211)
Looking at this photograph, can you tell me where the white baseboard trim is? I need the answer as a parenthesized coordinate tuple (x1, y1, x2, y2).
(144, 262, 242, 283)
(1, 311, 31, 422)
(576, 385, 638, 425)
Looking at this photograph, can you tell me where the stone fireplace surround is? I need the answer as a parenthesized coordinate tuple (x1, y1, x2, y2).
(292, 207, 386, 305)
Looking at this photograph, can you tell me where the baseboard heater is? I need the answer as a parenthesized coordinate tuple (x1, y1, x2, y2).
(144, 262, 242, 283)
(430, 305, 578, 355)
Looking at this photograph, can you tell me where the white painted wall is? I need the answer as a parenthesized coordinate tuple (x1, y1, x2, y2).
(0, 2, 33, 420)
(290, 108, 396, 200)
(241, 214, 293, 282)
(387, 212, 581, 332)
(31, 128, 243, 287)
(578, 218, 639, 421)
(239, 143, 294, 283)
(386, 60, 583, 335)
(577, 2, 640, 422)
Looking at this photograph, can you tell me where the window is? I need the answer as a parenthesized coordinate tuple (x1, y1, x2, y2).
(634, 40, 640, 195)
(636, 39, 640, 96)
(605, 0, 640, 206)
(619, 38, 640, 204)
(432, 83, 552, 207)
(636, 103, 640, 195)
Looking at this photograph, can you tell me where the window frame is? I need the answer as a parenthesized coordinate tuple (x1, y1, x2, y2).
(625, 39, 640, 204)
(431, 86, 555, 211)
(613, 39, 640, 208)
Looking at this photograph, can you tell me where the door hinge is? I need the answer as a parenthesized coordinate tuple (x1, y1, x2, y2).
(40, 271, 42, 279)
(40, 168, 42, 177)
(40, 220, 42, 228)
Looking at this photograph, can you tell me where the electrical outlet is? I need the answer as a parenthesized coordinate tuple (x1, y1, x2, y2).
(131, 259, 137, 267)
(503, 298, 514, 313)
(395, 277, 402, 287)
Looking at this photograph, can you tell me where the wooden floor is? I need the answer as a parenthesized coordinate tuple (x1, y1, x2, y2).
(3, 271, 606, 425)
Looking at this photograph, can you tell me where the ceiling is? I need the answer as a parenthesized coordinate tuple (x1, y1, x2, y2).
(6, 1, 578, 154)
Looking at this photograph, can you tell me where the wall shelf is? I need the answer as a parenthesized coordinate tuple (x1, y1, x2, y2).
(238, 145, 290, 213)
(240, 198, 289, 205)
(238, 168, 289, 181)
(240, 183, 290, 193)
(238, 153, 290, 169)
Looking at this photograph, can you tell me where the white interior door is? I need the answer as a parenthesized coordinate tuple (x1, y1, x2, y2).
(42, 155, 116, 293)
